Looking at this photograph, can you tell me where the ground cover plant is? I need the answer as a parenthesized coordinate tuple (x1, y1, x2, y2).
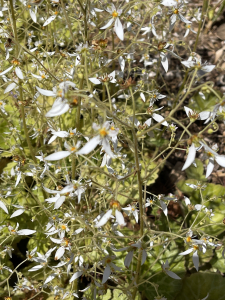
(1, 0, 225, 299)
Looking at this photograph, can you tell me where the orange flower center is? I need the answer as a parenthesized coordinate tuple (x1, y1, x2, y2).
(112, 11, 118, 18)
(99, 128, 107, 137)
(186, 236, 192, 243)
(173, 9, 178, 14)
(61, 224, 67, 230)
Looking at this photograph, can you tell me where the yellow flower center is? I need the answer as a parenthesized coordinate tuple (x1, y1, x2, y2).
(112, 11, 118, 18)
(99, 128, 107, 137)
(193, 245, 199, 250)
(54, 11, 58, 15)
(186, 236, 192, 243)
(41, 74, 45, 79)
(207, 151, 214, 158)
(70, 146, 76, 152)
(61, 224, 67, 230)
(173, 9, 179, 14)
(106, 258, 112, 264)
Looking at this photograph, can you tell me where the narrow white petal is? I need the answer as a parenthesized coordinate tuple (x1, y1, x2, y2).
(140, 92, 146, 102)
(179, 248, 194, 255)
(95, 210, 112, 228)
(201, 65, 215, 73)
(48, 135, 57, 144)
(184, 196, 191, 206)
(184, 106, 193, 118)
(73, 228, 84, 235)
(215, 155, 225, 167)
(45, 151, 71, 161)
(199, 111, 211, 120)
(46, 102, 70, 117)
(54, 196, 66, 209)
(76, 136, 101, 155)
(141, 249, 147, 265)
(195, 204, 205, 211)
(102, 138, 115, 158)
(89, 78, 101, 84)
(184, 29, 189, 37)
(55, 246, 65, 260)
(160, 200, 168, 216)
(166, 270, 181, 279)
(43, 15, 57, 26)
(152, 113, 168, 126)
(161, 0, 177, 6)
(28, 265, 43, 272)
(69, 271, 83, 283)
(100, 18, 114, 29)
(170, 14, 177, 31)
(29, 9, 37, 23)
(0, 66, 13, 76)
(115, 210, 126, 226)
(10, 209, 25, 218)
(192, 250, 199, 271)
(15, 67, 24, 79)
(133, 210, 139, 223)
(182, 143, 196, 171)
(36, 86, 56, 96)
(124, 251, 134, 268)
(44, 273, 56, 284)
(31, 73, 42, 79)
(178, 13, 192, 24)
(50, 237, 61, 244)
(0, 200, 8, 214)
(160, 52, 168, 72)
(118, 57, 125, 72)
(17, 229, 36, 235)
(182, 60, 195, 68)
(102, 265, 111, 283)
(206, 158, 214, 178)
(115, 18, 124, 41)
(201, 293, 209, 300)
(4, 82, 16, 94)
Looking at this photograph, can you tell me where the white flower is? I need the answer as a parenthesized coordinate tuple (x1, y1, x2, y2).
(8, 222, 36, 236)
(184, 24, 197, 37)
(122, 204, 139, 223)
(45, 141, 81, 161)
(69, 265, 88, 283)
(200, 141, 225, 178)
(77, 122, 119, 158)
(100, 255, 121, 283)
(179, 240, 206, 271)
(182, 143, 198, 171)
(100, 4, 124, 41)
(29, 247, 56, 272)
(95, 200, 126, 228)
(167, 3, 192, 31)
(162, 260, 181, 279)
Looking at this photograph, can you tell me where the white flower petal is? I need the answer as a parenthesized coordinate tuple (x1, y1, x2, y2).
(166, 270, 181, 279)
(192, 250, 199, 271)
(152, 113, 168, 126)
(160, 200, 168, 216)
(55, 246, 65, 260)
(115, 210, 126, 226)
(102, 265, 111, 283)
(4, 82, 16, 94)
(50, 237, 61, 244)
(54, 196, 66, 209)
(184, 196, 191, 206)
(100, 17, 114, 29)
(69, 271, 83, 283)
(44, 273, 56, 284)
(73, 228, 84, 235)
(160, 53, 168, 72)
(118, 56, 125, 72)
(124, 251, 134, 268)
(182, 143, 196, 171)
(15, 67, 24, 79)
(10, 208, 25, 218)
(28, 265, 43, 272)
(114, 18, 124, 41)
(29, 9, 37, 23)
(0, 200, 8, 214)
(140, 92, 146, 102)
(36, 86, 56, 96)
(46, 102, 70, 117)
(0, 66, 13, 76)
(95, 209, 112, 228)
(45, 151, 71, 161)
(76, 135, 101, 155)
(17, 229, 36, 235)
(89, 78, 101, 84)
(141, 249, 147, 265)
(43, 15, 57, 26)
(215, 155, 225, 167)
(201, 65, 215, 73)
(179, 248, 194, 255)
(161, 0, 177, 6)
(199, 111, 211, 120)
(102, 138, 115, 158)
(178, 13, 192, 24)
(206, 158, 214, 178)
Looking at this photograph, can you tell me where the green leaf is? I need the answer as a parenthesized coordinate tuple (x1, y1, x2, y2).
(174, 272, 225, 300)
